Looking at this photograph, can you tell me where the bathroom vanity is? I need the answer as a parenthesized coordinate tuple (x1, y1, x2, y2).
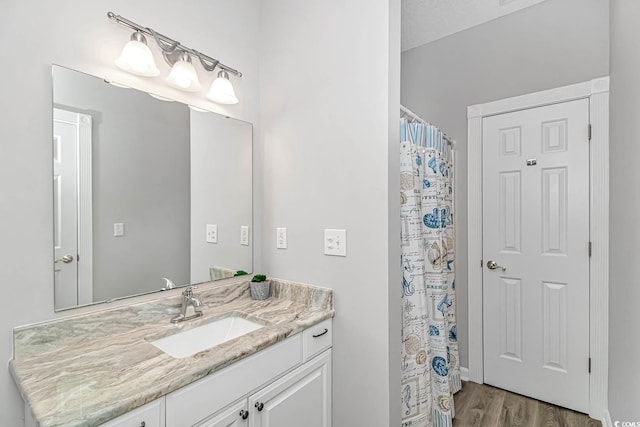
(10, 279, 334, 427)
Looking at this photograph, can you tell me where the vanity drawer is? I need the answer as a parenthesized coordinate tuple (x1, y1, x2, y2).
(101, 398, 164, 427)
(302, 318, 333, 361)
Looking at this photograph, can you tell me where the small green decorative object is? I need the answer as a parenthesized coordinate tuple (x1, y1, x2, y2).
(250, 274, 270, 299)
(234, 270, 248, 276)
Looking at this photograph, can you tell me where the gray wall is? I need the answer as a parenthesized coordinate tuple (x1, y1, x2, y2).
(53, 66, 191, 303)
(190, 111, 253, 283)
(401, 0, 609, 367)
(0, 1, 260, 425)
(609, 0, 640, 420)
(258, 0, 401, 425)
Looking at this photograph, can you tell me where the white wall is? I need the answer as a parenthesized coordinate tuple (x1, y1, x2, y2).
(609, 0, 640, 420)
(258, 1, 401, 425)
(401, 0, 609, 367)
(0, 1, 260, 425)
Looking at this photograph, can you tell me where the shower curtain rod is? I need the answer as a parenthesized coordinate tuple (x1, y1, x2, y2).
(400, 105, 456, 147)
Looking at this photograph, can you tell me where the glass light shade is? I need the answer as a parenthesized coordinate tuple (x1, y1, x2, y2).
(206, 71, 239, 104)
(115, 33, 160, 77)
(167, 55, 201, 92)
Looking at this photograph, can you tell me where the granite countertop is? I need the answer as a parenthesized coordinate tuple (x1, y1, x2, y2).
(10, 278, 334, 427)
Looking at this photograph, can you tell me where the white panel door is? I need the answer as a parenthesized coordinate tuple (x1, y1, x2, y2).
(482, 99, 590, 413)
(53, 113, 79, 308)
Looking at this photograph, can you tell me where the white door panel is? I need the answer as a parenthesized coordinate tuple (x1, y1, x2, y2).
(482, 99, 590, 413)
(53, 116, 79, 308)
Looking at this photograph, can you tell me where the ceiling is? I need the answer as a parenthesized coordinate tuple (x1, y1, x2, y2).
(402, 0, 549, 51)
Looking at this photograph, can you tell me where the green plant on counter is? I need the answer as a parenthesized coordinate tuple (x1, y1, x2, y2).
(234, 270, 248, 276)
(251, 274, 267, 282)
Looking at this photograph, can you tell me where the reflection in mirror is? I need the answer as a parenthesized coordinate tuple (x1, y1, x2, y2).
(52, 65, 252, 311)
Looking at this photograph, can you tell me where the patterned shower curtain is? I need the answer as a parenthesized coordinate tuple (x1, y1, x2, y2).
(400, 117, 460, 427)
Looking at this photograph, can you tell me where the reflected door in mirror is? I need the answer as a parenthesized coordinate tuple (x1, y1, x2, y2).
(53, 108, 93, 308)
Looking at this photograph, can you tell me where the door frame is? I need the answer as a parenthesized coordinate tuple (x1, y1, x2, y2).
(466, 77, 609, 419)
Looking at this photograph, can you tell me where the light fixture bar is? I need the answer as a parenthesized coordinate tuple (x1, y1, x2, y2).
(107, 11, 242, 78)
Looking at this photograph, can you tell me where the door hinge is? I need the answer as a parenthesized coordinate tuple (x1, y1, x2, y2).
(588, 357, 592, 373)
(588, 242, 592, 257)
(588, 124, 592, 141)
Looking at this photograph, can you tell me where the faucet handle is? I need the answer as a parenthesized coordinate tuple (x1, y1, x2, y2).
(182, 286, 198, 296)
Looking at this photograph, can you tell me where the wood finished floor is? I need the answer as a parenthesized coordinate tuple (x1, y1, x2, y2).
(453, 382, 601, 427)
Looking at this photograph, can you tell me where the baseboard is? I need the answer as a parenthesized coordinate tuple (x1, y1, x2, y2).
(601, 409, 613, 427)
(460, 367, 469, 382)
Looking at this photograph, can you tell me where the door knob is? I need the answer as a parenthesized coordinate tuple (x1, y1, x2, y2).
(239, 409, 249, 420)
(486, 260, 506, 271)
(55, 255, 74, 264)
(255, 402, 264, 411)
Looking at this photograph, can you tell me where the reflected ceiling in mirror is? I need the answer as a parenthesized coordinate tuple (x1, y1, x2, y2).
(52, 65, 252, 311)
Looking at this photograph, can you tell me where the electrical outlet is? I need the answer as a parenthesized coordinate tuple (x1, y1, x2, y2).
(114, 223, 124, 237)
(277, 227, 287, 249)
(324, 229, 346, 256)
(240, 226, 250, 246)
(206, 224, 218, 243)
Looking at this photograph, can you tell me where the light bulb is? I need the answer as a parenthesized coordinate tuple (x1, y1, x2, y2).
(115, 32, 160, 77)
(206, 70, 238, 104)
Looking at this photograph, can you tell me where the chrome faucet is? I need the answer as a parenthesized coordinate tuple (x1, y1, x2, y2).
(161, 277, 176, 291)
(171, 286, 203, 323)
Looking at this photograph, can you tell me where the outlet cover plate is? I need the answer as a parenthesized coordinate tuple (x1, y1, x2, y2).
(206, 224, 218, 243)
(324, 229, 346, 256)
(114, 223, 124, 237)
(240, 226, 250, 246)
(276, 227, 287, 249)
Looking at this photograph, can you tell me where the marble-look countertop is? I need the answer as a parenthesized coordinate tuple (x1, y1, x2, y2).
(10, 278, 334, 427)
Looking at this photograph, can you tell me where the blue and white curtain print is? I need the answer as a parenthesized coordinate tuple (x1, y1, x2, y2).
(400, 117, 460, 427)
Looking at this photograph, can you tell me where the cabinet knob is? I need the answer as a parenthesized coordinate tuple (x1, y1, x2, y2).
(139, 422, 145, 427)
(255, 402, 264, 411)
(239, 409, 249, 420)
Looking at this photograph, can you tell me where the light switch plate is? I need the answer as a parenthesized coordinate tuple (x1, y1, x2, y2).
(114, 223, 124, 237)
(276, 227, 287, 249)
(240, 226, 250, 246)
(206, 224, 218, 243)
(324, 229, 346, 256)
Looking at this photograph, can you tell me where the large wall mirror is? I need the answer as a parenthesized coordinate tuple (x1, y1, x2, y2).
(52, 65, 252, 311)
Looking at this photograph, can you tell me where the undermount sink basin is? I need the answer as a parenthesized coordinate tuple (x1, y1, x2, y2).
(151, 316, 264, 358)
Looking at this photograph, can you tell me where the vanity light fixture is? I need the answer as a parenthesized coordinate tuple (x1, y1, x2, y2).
(114, 31, 160, 77)
(207, 70, 239, 105)
(108, 12, 241, 103)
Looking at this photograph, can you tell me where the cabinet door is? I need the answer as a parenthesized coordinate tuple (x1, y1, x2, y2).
(197, 400, 248, 427)
(248, 349, 331, 427)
